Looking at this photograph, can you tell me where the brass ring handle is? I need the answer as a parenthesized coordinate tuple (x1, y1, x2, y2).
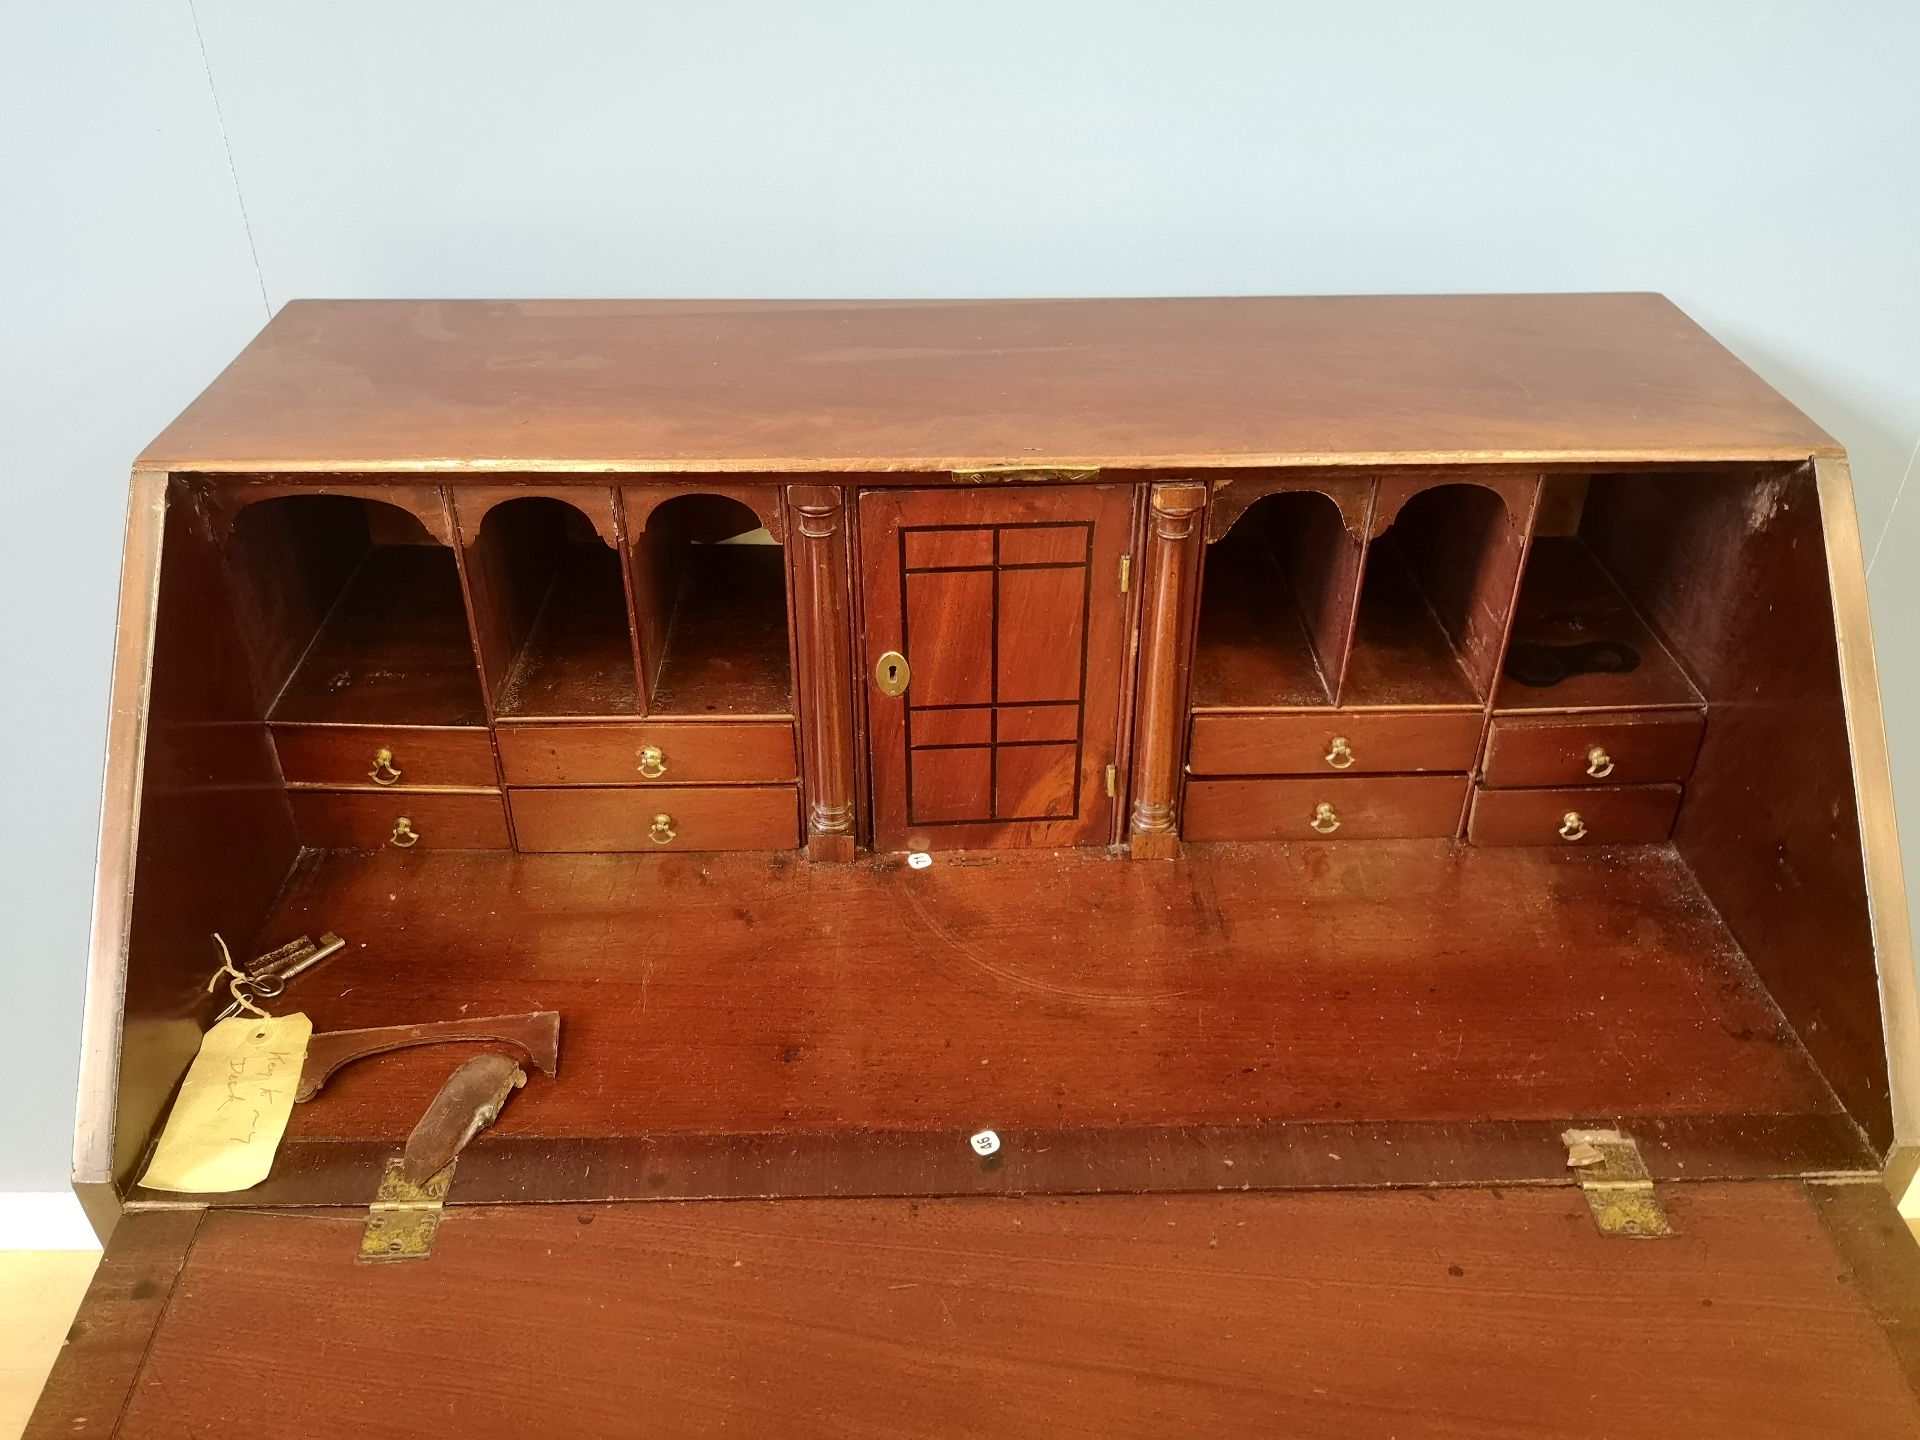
(1325, 736, 1355, 770)
(369, 748, 402, 786)
(1310, 801, 1341, 835)
(636, 744, 667, 779)
(390, 817, 420, 848)
(1585, 745, 1614, 779)
(1559, 811, 1588, 842)
(649, 813, 677, 845)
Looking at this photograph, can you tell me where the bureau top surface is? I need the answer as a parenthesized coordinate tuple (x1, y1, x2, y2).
(140, 294, 1838, 474)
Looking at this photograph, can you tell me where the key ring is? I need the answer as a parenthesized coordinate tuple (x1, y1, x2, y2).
(206, 934, 271, 1022)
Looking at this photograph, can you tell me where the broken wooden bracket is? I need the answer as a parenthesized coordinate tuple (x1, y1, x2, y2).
(403, 1053, 527, 1183)
(296, 1011, 560, 1102)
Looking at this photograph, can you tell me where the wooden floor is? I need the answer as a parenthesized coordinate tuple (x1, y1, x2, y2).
(29, 1183, 1920, 1439)
(252, 841, 1837, 1148)
(1, 1253, 98, 1440)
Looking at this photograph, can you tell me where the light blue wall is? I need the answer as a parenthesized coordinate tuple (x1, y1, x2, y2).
(4, 1, 1917, 1189)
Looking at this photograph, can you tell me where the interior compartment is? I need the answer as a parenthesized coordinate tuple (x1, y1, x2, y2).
(103, 463, 1898, 1213)
(465, 495, 639, 718)
(1342, 482, 1526, 708)
(228, 494, 485, 726)
(630, 493, 792, 716)
(1495, 479, 1705, 711)
(1191, 489, 1361, 708)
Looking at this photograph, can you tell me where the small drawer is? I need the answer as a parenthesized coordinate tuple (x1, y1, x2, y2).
(509, 785, 799, 853)
(286, 790, 509, 851)
(273, 724, 497, 790)
(1187, 710, 1483, 777)
(1182, 775, 1468, 842)
(494, 721, 796, 786)
(1467, 784, 1682, 847)
(1481, 711, 1704, 789)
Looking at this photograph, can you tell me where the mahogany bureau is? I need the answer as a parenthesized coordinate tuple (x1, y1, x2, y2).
(32, 296, 1920, 1438)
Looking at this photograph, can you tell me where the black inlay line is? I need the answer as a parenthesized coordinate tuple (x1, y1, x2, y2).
(912, 739, 1078, 753)
(903, 561, 1086, 575)
(902, 526, 1098, 537)
(989, 525, 1001, 822)
(910, 700, 1074, 712)
(897, 517, 1099, 829)
(1072, 519, 1095, 820)
(908, 812, 1075, 827)
(899, 516, 917, 827)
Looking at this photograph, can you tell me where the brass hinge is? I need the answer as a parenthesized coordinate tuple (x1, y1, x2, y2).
(1104, 764, 1117, 798)
(1119, 555, 1131, 594)
(950, 464, 1101, 484)
(1564, 1128, 1671, 1238)
(360, 1156, 455, 1262)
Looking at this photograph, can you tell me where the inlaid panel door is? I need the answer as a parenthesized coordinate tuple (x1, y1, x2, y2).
(859, 485, 1137, 851)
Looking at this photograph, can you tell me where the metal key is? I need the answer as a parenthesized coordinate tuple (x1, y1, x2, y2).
(215, 932, 347, 1020)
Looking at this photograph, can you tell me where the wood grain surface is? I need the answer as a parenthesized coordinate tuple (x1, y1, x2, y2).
(1466, 783, 1683, 847)
(493, 719, 795, 786)
(1183, 773, 1471, 841)
(47, 1184, 1920, 1439)
(859, 485, 1133, 849)
(1187, 709, 1485, 776)
(1480, 710, 1705, 788)
(506, 783, 798, 852)
(137, 296, 1836, 473)
(228, 843, 1841, 1150)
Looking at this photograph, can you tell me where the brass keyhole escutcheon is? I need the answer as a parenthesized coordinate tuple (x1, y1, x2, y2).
(1585, 745, 1614, 779)
(636, 744, 667, 779)
(370, 748, 402, 786)
(1559, 811, 1588, 842)
(1310, 801, 1341, 835)
(649, 813, 677, 845)
(390, 816, 420, 848)
(874, 650, 911, 698)
(1325, 736, 1355, 770)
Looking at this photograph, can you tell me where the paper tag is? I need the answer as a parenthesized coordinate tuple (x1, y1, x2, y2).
(140, 1013, 312, 1193)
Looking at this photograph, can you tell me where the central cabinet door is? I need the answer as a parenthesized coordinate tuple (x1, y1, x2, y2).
(860, 485, 1136, 851)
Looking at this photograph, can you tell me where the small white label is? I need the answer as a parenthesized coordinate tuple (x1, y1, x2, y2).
(969, 1129, 1001, 1157)
(907, 851, 933, 870)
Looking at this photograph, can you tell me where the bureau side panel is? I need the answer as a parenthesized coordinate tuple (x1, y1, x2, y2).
(1583, 462, 1900, 1150)
(74, 474, 299, 1213)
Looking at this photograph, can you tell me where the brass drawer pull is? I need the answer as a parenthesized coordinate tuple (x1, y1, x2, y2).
(1310, 801, 1341, 835)
(1559, 811, 1588, 842)
(1325, 736, 1355, 770)
(390, 817, 420, 848)
(636, 744, 667, 779)
(1585, 745, 1614, 779)
(369, 748, 403, 786)
(649, 813, 677, 845)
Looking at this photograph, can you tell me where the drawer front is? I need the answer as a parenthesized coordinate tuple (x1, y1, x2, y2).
(1182, 775, 1468, 842)
(273, 724, 497, 789)
(510, 785, 799, 853)
(1188, 711, 1483, 777)
(287, 790, 509, 851)
(1467, 784, 1682, 847)
(1481, 711, 1704, 789)
(495, 722, 797, 786)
